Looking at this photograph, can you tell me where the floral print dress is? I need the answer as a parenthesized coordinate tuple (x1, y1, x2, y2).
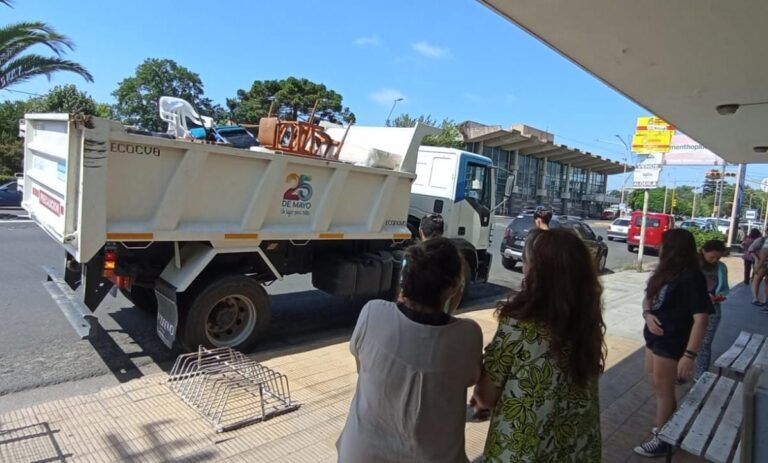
(482, 318, 601, 463)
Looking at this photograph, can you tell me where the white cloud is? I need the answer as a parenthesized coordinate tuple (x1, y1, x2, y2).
(370, 88, 406, 106)
(411, 41, 450, 59)
(354, 36, 381, 47)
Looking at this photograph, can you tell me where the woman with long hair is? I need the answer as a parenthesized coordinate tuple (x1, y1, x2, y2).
(337, 237, 483, 463)
(472, 228, 605, 462)
(742, 228, 761, 284)
(635, 229, 712, 457)
(694, 240, 729, 380)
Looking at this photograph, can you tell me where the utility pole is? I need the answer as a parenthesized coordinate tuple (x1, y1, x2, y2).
(716, 163, 728, 217)
(692, 190, 698, 218)
(727, 164, 746, 247)
(663, 185, 669, 214)
(638, 189, 650, 271)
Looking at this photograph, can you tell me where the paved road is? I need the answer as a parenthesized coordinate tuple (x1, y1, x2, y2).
(0, 215, 655, 410)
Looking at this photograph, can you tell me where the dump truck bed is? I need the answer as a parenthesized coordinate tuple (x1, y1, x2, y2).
(22, 114, 426, 263)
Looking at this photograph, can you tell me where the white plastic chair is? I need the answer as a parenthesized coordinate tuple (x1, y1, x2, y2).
(158, 96, 212, 138)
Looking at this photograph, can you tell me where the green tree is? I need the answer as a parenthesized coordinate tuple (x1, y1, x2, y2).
(389, 113, 464, 149)
(226, 77, 355, 124)
(113, 58, 222, 131)
(31, 84, 98, 114)
(0, 1, 92, 90)
(0, 98, 30, 175)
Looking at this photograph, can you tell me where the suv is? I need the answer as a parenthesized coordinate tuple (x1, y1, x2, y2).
(500, 215, 608, 271)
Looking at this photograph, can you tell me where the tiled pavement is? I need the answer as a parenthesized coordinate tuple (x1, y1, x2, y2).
(0, 257, 763, 462)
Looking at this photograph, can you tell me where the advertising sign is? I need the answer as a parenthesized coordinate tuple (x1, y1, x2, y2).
(633, 165, 662, 189)
(746, 209, 758, 220)
(632, 116, 675, 154)
(663, 133, 725, 166)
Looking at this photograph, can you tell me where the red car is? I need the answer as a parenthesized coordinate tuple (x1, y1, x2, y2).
(627, 211, 675, 252)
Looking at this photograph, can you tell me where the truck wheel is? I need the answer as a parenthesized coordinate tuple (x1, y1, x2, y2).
(179, 275, 271, 352)
(119, 286, 158, 312)
(627, 245, 637, 253)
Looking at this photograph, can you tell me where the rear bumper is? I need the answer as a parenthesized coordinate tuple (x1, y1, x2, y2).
(502, 247, 523, 260)
(607, 231, 628, 240)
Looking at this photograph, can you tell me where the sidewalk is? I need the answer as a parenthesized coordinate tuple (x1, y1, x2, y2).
(0, 258, 755, 462)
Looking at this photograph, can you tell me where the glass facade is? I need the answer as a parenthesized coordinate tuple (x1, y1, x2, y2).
(462, 140, 611, 216)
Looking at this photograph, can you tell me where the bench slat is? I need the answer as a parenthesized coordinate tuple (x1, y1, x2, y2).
(733, 440, 742, 463)
(753, 339, 768, 369)
(704, 382, 744, 463)
(681, 376, 736, 456)
(659, 372, 717, 444)
(714, 331, 752, 369)
(732, 334, 766, 374)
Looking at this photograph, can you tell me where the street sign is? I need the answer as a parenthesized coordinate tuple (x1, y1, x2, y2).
(746, 209, 758, 220)
(761, 177, 768, 193)
(633, 164, 661, 189)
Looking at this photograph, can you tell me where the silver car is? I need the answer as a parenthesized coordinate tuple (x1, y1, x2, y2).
(607, 218, 630, 241)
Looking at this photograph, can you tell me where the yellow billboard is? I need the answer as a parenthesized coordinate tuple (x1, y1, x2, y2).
(632, 116, 676, 154)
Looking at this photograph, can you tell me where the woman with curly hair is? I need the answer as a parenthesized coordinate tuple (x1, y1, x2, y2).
(471, 228, 606, 462)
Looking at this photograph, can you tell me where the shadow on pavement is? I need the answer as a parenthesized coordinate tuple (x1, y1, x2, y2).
(96, 282, 514, 380)
(0, 422, 71, 462)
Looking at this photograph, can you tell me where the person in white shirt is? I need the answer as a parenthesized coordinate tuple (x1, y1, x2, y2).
(337, 237, 483, 463)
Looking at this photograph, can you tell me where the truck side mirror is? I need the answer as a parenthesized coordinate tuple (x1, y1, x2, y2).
(504, 175, 515, 198)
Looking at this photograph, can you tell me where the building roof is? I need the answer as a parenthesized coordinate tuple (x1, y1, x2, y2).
(479, 0, 767, 165)
(460, 121, 631, 175)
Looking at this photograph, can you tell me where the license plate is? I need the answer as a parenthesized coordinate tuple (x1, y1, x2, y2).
(514, 240, 524, 246)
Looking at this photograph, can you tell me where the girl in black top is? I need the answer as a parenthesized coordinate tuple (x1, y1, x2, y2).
(634, 229, 713, 458)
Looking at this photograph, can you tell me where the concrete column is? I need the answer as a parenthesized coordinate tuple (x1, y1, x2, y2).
(536, 157, 548, 199)
(561, 164, 572, 214)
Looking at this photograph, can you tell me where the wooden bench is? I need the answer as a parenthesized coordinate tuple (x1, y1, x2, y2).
(658, 372, 743, 463)
(714, 331, 767, 377)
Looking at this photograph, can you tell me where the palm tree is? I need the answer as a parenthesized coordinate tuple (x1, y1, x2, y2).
(0, 1, 92, 90)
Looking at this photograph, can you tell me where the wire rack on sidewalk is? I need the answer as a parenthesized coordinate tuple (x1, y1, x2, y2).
(167, 346, 300, 432)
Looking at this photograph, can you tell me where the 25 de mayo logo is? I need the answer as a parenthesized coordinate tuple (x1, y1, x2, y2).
(281, 174, 312, 216)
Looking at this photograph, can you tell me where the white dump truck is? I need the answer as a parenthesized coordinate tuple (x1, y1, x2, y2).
(22, 112, 494, 351)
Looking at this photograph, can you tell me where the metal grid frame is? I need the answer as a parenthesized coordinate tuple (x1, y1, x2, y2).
(168, 347, 299, 432)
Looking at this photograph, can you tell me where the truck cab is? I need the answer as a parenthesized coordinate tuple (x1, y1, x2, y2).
(409, 147, 494, 283)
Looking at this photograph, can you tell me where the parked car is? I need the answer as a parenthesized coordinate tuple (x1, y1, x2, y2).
(607, 218, 630, 241)
(500, 214, 608, 271)
(601, 209, 618, 220)
(0, 181, 21, 207)
(627, 211, 675, 253)
(680, 219, 716, 232)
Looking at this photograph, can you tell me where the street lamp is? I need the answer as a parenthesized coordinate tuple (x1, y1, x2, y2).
(385, 98, 404, 126)
(615, 134, 632, 208)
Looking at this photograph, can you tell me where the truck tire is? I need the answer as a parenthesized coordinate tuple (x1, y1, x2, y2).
(179, 275, 271, 352)
(119, 286, 158, 313)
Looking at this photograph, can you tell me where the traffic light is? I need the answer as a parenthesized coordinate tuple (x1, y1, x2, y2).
(706, 170, 722, 179)
(672, 198, 678, 207)
(724, 172, 737, 178)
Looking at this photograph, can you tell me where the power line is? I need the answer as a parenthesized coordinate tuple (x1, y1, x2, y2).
(2, 88, 43, 97)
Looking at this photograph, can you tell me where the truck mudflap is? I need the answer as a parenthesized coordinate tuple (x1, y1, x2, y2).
(42, 266, 97, 339)
(155, 279, 178, 349)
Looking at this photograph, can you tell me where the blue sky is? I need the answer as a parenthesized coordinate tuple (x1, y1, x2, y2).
(5, 0, 767, 191)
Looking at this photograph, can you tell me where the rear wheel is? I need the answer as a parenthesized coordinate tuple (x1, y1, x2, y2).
(119, 286, 158, 312)
(607, 236, 614, 241)
(179, 275, 271, 352)
(501, 256, 517, 270)
(628, 245, 637, 253)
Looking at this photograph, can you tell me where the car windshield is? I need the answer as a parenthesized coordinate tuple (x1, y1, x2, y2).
(613, 219, 629, 226)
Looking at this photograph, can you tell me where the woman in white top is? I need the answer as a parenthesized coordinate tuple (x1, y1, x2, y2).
(336, 237, 483, 463)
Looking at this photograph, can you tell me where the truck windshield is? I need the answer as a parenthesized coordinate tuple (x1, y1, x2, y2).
(464, 163, 492, 209)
